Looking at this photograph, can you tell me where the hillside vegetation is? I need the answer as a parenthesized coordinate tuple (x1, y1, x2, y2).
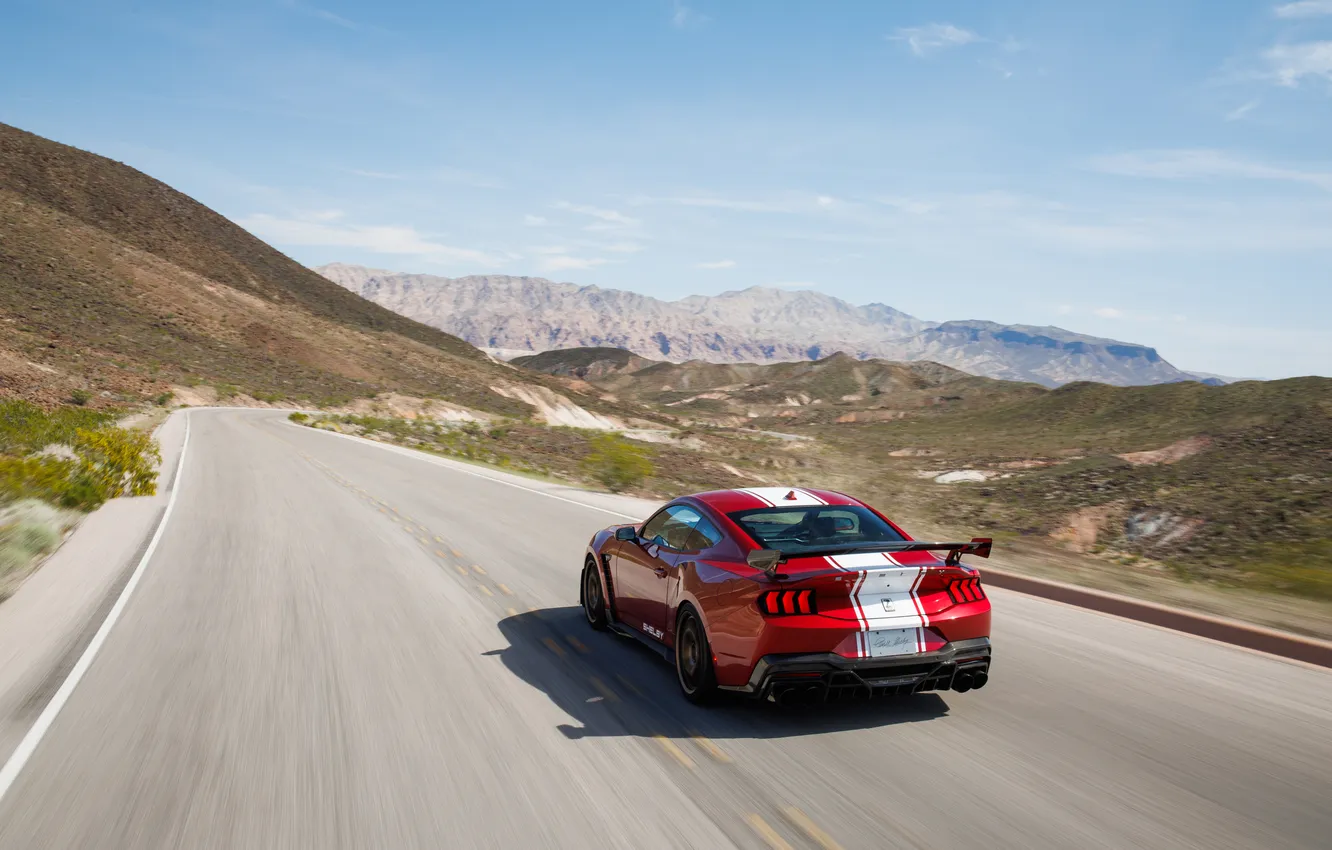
(519, 347, 1332, 603)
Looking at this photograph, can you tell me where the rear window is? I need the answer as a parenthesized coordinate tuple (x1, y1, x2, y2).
(727, 505, 906, 555)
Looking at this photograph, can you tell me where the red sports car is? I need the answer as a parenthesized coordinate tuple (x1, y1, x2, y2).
(579, 487, 993, 704)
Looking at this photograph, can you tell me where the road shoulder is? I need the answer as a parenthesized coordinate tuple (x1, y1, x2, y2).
(0, 411, 188, 767)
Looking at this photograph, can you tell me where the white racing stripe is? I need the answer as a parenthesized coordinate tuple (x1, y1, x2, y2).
(826, 552, 931, 657)
(740, 487, 827, 507)
(0, 413, 192, 804)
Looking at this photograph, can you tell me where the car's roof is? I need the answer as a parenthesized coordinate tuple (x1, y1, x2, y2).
(686, 488, 865, 513)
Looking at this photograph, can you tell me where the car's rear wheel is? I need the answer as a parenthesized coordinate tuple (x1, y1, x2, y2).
(675, 606, 717, 704)
(582, 559, 609, 631)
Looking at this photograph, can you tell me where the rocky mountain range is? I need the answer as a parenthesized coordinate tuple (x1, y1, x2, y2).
(316, 263, 1217, 388)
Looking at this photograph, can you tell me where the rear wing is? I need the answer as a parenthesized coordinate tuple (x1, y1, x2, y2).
(749, 538, 992, 578)
(877, 538, 993, 566)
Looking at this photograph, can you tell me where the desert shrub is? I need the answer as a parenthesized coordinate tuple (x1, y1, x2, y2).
(72, 426, 160, 498)
(0, 400, 112, 454)
(215, 383, 239, 400)
(288, 412, 310, 424)
(0, 500, 69, 579)
(583, 433, 654, 493)
(154, 391, 174, 406)
(69, 389, 92, 406)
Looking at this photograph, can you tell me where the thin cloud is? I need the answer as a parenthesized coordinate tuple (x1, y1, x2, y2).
(671, 1, 708, 28)
(523, 214, 549, 227)
(1091, 149, 1332, 191)
(283, 1, 359, 31)
(539, 255, 610, 272)
(889, 23, 981, 57)
(635, 194, 840, 214)
(553, 201, 640, 226)
(237, 213, 510, 266)
(345, 168, 403, 180)
(1224, 100, 1260, 121)
(600, 242, 644, 253)
(1265, 41, 1332, 86)
(1094, 307, 1125, 319)
(431, 167, 505, 190)
(651, 195, 794, 212)
(696, 260, 736, 269)
(1274, 1, 1332, 18)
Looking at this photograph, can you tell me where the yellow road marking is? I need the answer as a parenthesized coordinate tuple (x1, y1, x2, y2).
(589, 677, 619, 703)
(419, 537, 430, 545)
(746, 814, 794, 850)
(392, 507, 399, 513)
(455, 565, 468, 577)
(451, 548, 463, 558)
(542, 637, 566, 658)
(506, 607, 519, 617)
(435, 549, 447, 558)
(497, 583, 514, 596)
(379, 507, 387, 513)
(688, 732, 731, 763)
(472, 565, 487, 575)
(653, 735, 694, 769)
(781, 807, 843, 850)
(566, 635, 589, 653)
(615, 675, 643, 697)
(435, 535, 444, 543)
(477, 585, 494, 597)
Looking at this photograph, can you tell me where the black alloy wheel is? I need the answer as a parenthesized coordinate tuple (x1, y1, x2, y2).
(675, 607, 717, 704)
(583, 560, 609, 631)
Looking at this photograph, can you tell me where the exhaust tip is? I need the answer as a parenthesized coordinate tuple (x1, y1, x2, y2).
(952, 672, 973, 693)
(971, 671, 988, 689)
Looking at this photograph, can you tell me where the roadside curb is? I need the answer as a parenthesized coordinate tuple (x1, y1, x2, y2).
(979, 566, 1332, 669)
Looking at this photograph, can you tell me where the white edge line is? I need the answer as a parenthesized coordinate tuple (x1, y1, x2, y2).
(0, 412, 192, 803)
(284, 419, 642, 521)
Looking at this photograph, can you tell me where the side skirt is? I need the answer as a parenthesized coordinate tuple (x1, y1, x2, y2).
(608, 622, 672, 662)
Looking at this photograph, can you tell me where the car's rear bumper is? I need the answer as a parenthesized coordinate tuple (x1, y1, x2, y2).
(722, 637, 992, 704)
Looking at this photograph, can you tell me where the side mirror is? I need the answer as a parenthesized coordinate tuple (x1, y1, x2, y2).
(746, 548, 784, 576)
(615, 526, 637, 541)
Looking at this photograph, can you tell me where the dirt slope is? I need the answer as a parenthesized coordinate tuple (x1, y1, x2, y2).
(0, 122, 577, 415)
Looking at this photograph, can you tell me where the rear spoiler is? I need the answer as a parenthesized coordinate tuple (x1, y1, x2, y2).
(748, 538, 992, 578)
(876, 538, 993, 566)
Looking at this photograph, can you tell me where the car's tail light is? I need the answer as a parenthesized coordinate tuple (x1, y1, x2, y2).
(758, 589, 816, 616)
(946, 577, 986, 604)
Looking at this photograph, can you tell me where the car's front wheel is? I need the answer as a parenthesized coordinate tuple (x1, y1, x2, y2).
(675, 605, 718, 704)
(582, 558, 609, 631)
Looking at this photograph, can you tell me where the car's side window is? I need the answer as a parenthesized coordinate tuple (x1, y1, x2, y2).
(639, 509, 673, 544)
(652, 505, 703, 550)
(684, 515, 722, 551)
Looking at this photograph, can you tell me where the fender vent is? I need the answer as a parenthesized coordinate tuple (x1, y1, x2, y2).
(599, 553, 619, 621)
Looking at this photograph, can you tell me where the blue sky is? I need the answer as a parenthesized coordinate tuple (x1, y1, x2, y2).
(3, 0, 1330, 378)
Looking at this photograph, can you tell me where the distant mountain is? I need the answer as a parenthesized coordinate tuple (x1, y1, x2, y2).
(317, 263, 1211, 388)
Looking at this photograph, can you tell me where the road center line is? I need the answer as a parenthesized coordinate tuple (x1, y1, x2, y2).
(0, 412, 192, 805)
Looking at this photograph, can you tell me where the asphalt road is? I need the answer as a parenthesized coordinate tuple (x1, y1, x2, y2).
(0, 409, 1328, 849)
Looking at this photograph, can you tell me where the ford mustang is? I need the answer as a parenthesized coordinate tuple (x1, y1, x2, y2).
(579, 487, 993, 705)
